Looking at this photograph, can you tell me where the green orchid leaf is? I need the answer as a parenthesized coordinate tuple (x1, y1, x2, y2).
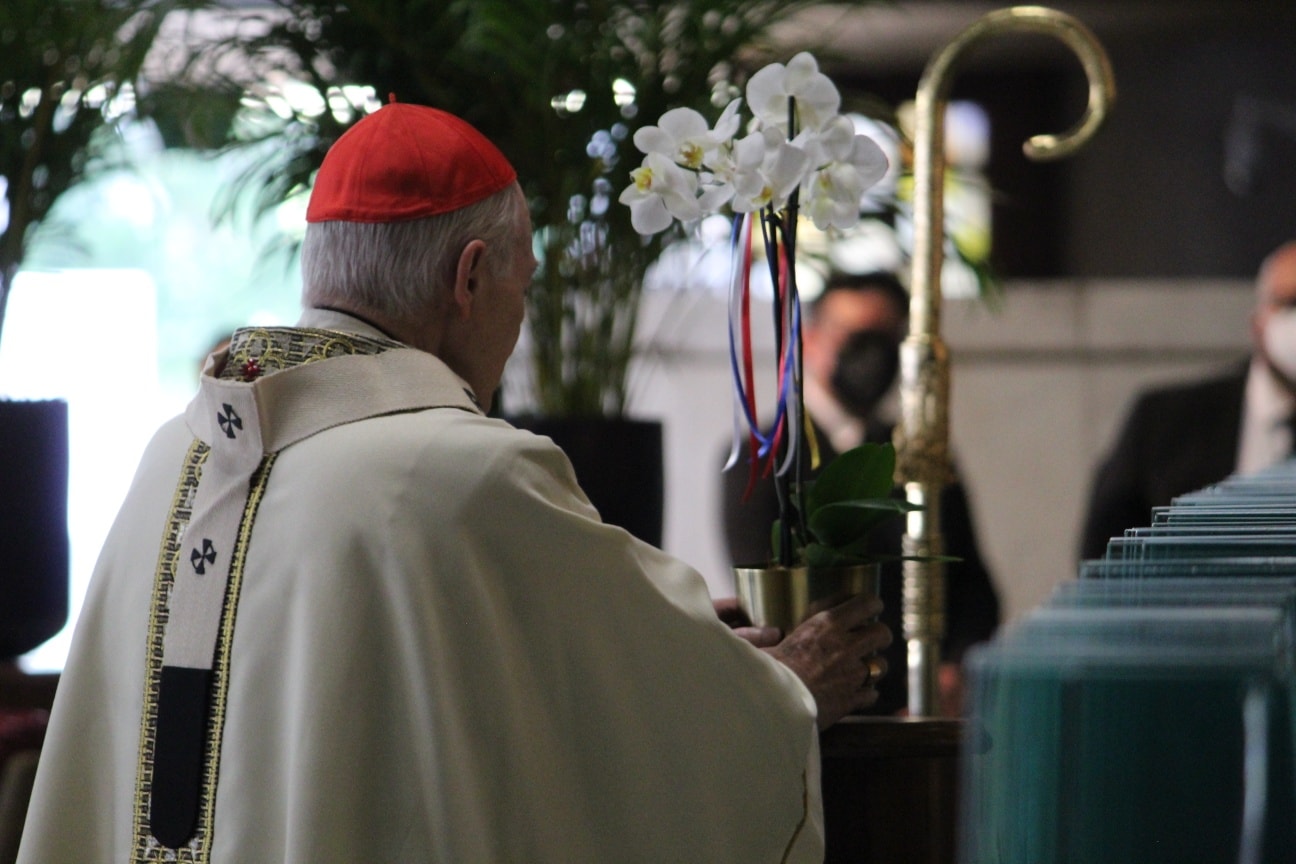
(808, 498, 917, 547)
(770, 517, 810, 565)
(806, 443, 897, 514)
(781, 443, 933, 567)
(803, 542, 846, 568)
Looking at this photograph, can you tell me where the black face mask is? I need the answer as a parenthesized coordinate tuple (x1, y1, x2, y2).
(830, 328, 900, 419)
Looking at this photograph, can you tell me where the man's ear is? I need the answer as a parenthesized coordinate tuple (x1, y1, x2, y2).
(451, 238, 489, 319)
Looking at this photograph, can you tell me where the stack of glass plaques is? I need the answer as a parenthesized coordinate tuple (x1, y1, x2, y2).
(1151, 504, 1296, 526)
(960, 607, 1294, 863)
(1080, 558, 1296, 580)
(1105, 463, 1296, 562)
(960, 460, 1296, 863)
(1106, 532, 1296, 561)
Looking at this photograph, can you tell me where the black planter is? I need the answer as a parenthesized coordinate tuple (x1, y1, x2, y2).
(512, 416, 664, 548)
(0, 399, 69, 660)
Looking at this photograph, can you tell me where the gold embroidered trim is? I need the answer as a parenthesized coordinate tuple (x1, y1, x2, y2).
(131, 446, 278, 862)
(220, 326, 404, 380)
(132, 440, 206, 860)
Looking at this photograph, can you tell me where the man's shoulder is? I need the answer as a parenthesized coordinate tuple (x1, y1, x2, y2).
(357, 407, 557, 457)
(1134, 363, 1247, 410)
(289, 407, 560, 486)
(410, 410, 578, 480)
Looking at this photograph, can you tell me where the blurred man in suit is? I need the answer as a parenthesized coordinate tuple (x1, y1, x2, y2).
(1079, 239, 1296, 559)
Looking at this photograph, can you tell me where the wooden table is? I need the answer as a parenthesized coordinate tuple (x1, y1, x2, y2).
(820, 717, 971, 864)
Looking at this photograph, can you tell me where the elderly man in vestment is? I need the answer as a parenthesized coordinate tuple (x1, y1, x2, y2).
(17, 103, 893, 862)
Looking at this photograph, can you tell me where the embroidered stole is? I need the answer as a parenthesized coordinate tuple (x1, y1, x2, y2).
(130, 327, 471, 862)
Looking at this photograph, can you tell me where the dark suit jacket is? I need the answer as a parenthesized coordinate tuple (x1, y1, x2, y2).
(720, 423, 1001, 716)
(1078, 364, 1247, 561)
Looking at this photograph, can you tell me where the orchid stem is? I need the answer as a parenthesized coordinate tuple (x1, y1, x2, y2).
(760, 206, 794, 566)
(784, 95, 805, 566)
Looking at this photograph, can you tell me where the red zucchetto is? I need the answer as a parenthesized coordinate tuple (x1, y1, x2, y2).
(306, 103, 517, 223)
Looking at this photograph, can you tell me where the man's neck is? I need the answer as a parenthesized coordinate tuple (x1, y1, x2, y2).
(307, 304, 407, 344)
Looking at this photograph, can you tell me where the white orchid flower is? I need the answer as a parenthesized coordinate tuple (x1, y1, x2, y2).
(695, 176, 735, 214)
(633, 98, 743, 169)
(619, 51, 886, 233)
(803, 117, 889, 230)
(745, 51, 841, 135)
(698, 127, 763, 207)
(619, 152, 704, 234)
(709, 98, 744, 143)
(730, 129, 810, 213)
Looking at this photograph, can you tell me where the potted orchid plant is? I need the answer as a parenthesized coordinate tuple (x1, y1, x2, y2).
(620, 51, 916, 628)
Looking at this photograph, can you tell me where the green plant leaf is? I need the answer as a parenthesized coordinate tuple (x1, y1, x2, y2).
(812, 537, 870, 567)
(806, 442, 897, 514)
(808, 498, 918, 547)
(770, 517, 784, 563)
(784, 442, 931, 567)
(802, 542, 839, 568)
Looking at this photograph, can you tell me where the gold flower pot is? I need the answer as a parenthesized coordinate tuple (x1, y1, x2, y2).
(733, 563, 881, 633)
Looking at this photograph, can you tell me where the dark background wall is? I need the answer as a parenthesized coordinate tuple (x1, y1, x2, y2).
(1062, 20, 1296, 277)
(817, 1, 1296, 279)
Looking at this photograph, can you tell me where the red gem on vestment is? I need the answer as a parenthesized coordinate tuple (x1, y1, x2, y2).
(241, 359, 262, 382)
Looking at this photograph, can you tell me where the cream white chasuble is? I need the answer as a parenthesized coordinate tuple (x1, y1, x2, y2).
(20, 315, 822, 864)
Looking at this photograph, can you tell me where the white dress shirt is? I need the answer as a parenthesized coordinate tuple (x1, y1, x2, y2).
(1236, 357, 1296, 475)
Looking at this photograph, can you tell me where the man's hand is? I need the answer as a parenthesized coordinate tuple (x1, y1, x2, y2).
(764, 594, 893, 729)
(713, 597, 783, 648)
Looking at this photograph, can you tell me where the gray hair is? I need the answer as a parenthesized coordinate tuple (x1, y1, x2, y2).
(300, 184, 518, 320)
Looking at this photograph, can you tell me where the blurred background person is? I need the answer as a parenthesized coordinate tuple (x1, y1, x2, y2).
(1079, 239, 1296, 560)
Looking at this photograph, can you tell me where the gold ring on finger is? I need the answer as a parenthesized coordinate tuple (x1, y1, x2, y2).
(863, 656, 886, 688)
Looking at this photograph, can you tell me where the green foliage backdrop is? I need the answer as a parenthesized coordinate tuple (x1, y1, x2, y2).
(0, 0, 190, 337)
(150, 0, 841, 416)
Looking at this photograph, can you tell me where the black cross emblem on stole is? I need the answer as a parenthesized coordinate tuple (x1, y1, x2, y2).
(190, 539, 217, 575)
(217, 403, 243, 439)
